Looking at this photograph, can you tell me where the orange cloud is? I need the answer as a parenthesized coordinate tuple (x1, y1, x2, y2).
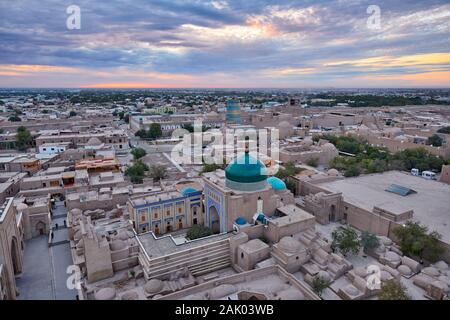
(358, 70, 450, 86)
(325, 53, 450, 68)
(0, 64, 79, 76)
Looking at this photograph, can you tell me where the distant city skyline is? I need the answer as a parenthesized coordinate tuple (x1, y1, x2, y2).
(0, 0, 449, 88)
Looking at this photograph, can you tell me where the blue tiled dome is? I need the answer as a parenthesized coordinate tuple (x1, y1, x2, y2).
(235, 217, 247, 225)
(266, 176, 287, 190)
(180, 187, 198, 196)
(225, 153, 267, 183)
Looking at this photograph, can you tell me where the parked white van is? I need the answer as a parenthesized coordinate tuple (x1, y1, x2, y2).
(422, 171, 436, 180)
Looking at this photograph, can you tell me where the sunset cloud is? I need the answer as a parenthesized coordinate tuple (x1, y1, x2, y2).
(0, 0, 449, 88)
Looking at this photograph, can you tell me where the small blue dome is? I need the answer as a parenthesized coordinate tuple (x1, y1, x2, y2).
(267, 176, 287, 190)
(235, 217, 247, 225)
(180, 187, 198, 196)
(256, 213, 266, 222)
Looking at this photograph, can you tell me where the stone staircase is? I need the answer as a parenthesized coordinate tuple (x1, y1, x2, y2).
(140, 239, 231, 280)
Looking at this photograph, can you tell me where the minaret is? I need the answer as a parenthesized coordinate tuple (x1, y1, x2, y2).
(257, 196, 263, 214)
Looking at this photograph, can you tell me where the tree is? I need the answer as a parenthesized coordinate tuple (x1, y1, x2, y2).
(312, 276, 331, 298)
(393, 221, 445, 263)
(186, 225, 213, 240)
(135, 129, 147, 138)
(148, 123, 162, 139)
(69, 110, 77, 117)
(427, 134, 443, 147)
(360, 231, 380, 251)
(125, 160, 149, 184)
(344, 165, 360, 177)
(8, 115, 21, 122)
(378, 280, 411, 300)
(131, 147, 146, 160)
(16, 126, 32, 151)
(306, 157, 319, 167)
(182, 123, 194, 133)
(285, 179, 296, 194)
(437, 126, 450, 134)
(331, 226, 361, 256)
(275, 161, 302, 179)
(202, 163, 220, 173)
(148, 164, 167, 182)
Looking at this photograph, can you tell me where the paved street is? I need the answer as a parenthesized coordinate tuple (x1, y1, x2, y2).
(16, 201, 77, 300)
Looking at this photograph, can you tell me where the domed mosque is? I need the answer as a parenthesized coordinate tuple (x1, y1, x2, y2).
(202, 150, 295, 234)
(225, 152, 268, 191)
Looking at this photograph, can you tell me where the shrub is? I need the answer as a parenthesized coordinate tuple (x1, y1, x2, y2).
(378, 280, 411, 300)
(186, 225, 213, 240)
(331, 226, 361, 257)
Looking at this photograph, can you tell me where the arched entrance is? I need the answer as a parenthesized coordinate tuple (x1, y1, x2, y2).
(10, 237, 21, 275)
(329, 205, 336, 222)
(209, 206, 220, 234)
(35, 221, 46, 235)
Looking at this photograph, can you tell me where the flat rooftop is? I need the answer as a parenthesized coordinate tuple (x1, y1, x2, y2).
(137, 232, 232, 259)
(316, 171, 450, 243)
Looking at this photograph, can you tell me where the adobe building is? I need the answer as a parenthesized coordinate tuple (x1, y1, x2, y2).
(440, 165, 450, 184)
(14, 195, 52, 239)
(128, 185, 203, 235)
(293, 170, 450, 262)
(202, 151, 295, 234)
(0, 198, 24, 300)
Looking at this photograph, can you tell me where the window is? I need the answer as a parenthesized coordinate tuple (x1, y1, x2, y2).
(241, 252, 244, 259)
(166, 210, 170, 216)
(154, 213, 158, 219)
(178, 207, 182, 213)
(193, 218, 197, 225)
(141, 215, 146, 222)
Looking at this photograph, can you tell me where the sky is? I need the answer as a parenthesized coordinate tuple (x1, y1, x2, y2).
(0, 0, 449, 88)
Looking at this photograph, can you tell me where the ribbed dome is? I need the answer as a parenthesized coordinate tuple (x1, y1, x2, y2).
(225, 153, 267, 183)
(95, 287, 116, 300)
(267, 176, 287, 190)
(86, 137, 102, 146)
(121, 290, 139, 300)
(16, 203, 28, 211)
(180, 187, 198, 196)
(110, 239, 126, 251)
(327, 169, 339, 176)
(144, 279, 163, 294)
(278, 236, 302, 254)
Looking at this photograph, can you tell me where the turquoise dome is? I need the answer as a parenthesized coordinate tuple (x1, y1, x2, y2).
(180, 187, 198, 196)
(267, 176, 287, 190)
(235, 217, 247, 225)
(225, 153, 267, 183)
